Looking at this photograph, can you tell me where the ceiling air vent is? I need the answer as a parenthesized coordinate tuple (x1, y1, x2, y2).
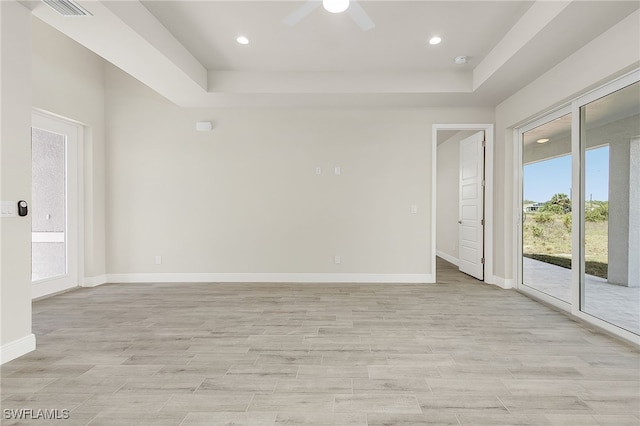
(42, 0, 92, 16)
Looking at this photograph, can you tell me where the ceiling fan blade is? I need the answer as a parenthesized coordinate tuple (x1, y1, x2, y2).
(348, 1, 375, 31)
(282, 0, 321, 26)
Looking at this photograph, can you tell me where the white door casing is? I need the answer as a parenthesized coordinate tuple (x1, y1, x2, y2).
(458, 131, 485, 280)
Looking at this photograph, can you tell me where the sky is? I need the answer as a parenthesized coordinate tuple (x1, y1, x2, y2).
(523, 146, 609, 203)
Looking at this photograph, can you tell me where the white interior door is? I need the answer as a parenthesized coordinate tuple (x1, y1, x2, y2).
(31, 112, 80, 299)
(458, 131, 485, 280)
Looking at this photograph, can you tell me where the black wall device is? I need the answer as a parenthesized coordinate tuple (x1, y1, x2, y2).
(18, 200, 28, 217)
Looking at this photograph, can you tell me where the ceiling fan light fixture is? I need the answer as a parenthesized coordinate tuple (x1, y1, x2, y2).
(429, 36, 442, 45)
(323, 0, 349, 14)
(536, 138, 550, 144)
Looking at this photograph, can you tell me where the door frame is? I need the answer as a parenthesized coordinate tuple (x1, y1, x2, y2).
(31, 109, 84, 299)
(513, 105, 573, 311)
(432, 123, 494, 285)
(513, 69, 640, 346)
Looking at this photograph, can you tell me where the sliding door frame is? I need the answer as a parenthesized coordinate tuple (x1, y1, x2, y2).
(571, 70, 639, 344)
(515, 69, 640, 346)
(515, 105, 572, 311)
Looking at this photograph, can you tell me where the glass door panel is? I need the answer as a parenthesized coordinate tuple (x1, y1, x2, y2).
(31, 112, 79, 299)
(31, 127, 67, 281)
(580, 81, 640, 334)
(521, 113, 573, 303)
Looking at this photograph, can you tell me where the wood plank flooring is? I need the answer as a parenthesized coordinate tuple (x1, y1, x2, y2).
(1, 258, 639, 425)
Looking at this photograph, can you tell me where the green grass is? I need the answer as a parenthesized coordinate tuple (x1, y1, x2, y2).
(523, 213, 608, 279)
(522, 253, 608, 279)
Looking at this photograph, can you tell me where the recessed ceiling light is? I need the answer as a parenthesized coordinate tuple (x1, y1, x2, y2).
(429, 36, 442, 45)
(536, 138, 550, 144)
(236, 36, 249, 45)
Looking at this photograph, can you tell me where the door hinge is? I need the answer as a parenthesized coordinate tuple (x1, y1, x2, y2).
(482, 140, 486, 147)
(482, 179, 485, 187)
(481, 257, 485, 264)
(481, 219, 484, 226)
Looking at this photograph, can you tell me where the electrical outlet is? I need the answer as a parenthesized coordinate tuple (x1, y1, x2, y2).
(155, 255, 162, 265)
(334, 255, 341, 265)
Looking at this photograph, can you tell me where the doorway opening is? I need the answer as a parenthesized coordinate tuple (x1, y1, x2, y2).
(433, 124, 494, 285)
(31, 111, 83, 299)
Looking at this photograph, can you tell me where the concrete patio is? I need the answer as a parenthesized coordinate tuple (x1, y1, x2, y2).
(523, 257, 639, 335)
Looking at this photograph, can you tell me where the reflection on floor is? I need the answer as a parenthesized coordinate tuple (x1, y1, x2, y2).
(523, 257, 640, 334)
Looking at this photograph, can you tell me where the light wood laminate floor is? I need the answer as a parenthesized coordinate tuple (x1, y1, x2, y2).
(1, 258, 639, 425)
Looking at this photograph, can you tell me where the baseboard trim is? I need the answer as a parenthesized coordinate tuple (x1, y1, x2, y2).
(105, 273, 435, 284)
(32, 280, 76, 300)
(0, 334, 36, 365)
(436, 251, 459, 267)
(83, 275, 108, 287)
(492, 276, 514, 289)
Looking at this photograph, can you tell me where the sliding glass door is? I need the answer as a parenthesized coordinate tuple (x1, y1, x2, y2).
(518, 72, 639, 340)
(580, 81, 640, 334)
(521, 112, 572, 304)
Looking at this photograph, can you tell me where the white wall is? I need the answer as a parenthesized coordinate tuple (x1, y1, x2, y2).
(435, 131, 472, 263)
(0, 1, 35, 362)
(494, 10, 640, 283)
(32, 17, 106, 282)
(105, 65, 494, 282)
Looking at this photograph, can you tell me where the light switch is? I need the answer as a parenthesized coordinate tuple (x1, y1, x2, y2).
(155, 255, 162, 265)
(316, 167, 322, 175)
(334, 166, 341, 175)
(1, 201, 16, 217)
(411, 205, 418, 214)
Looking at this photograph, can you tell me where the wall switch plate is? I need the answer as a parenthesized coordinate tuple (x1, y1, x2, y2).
(316, 167, 322, 175)
(334, 255, 341, 264)
(411, 205, 418, 214)
(1, 201, 17, 217)
(334, 166, 341, 175)
(155, 255, 162, 265)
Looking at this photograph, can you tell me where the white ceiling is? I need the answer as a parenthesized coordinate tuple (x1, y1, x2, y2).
(27, 0, 640, 108)
(141, 1, 532, 72)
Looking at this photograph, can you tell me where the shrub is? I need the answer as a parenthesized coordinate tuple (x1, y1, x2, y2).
(586, 204, 608, 222)
(534, 212, 554, 223)
(541, 193, 571, 213)
(532, 225, 544, 238)
(563, 213, 572, 231)
(540, 203, 565, 214)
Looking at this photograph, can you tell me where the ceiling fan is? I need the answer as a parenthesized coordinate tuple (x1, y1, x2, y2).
(282, 0, 375, 31)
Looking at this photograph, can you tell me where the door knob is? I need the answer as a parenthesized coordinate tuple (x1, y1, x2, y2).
(458, 220, 462, 224)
